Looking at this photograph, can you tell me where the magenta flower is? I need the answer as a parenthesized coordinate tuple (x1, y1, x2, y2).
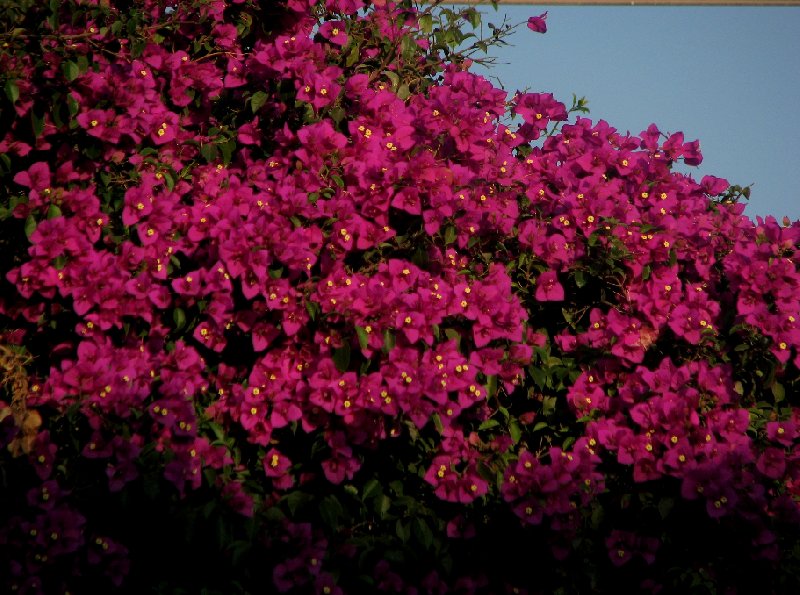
(12, 161, 52, 210)
(319, 20, 348, 46)
(425, 456, 488, 504)
(756, 447, 787, 479)
(148, 110, 180, 145)
(527, 12, 548, 33)
(76, 108, 121, 143)
(220, 481, 254, 517)
(535, 270, 564, 301)
(513, 92, 567, 140)
(766, 420, 796, 447)
(264, 448, 294, 490)
(605, 530, 659, 567)
(321, 432, 360, 484)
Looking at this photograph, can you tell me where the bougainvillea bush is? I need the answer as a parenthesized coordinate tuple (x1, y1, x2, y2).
(1, 0, 799, 592)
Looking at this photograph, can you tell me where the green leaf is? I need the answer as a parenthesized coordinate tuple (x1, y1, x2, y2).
(590, 504, 604, 529)
(329, 107, 346, 125)
(333, 344, 351, 372)
(220, 138, 235, 166)
(389, 480, 404, 496)
(432, 412, 444, 434)
(24, 215, 36, 238)
(362, 479, 382, 502)
(47, 0, 58, 29)
(51, 95, 67, 129)
(162, 170, 175, 191)
(305, 300, 320, 321)
(529, 366, 548, 389)
(419, 14, 433, 34)
(382, 329, 395, 354)
(355, 325, 369, 351)
(76, 55, 89, 75)
(320, 495, 345, 530)
(412, 518, 433, 550)
(478, 419, 499, 431)
(173, 308, 187, 330)
(229, 540, 252, 568)
(382, 70, 400, 91)
(395, 519, 411, 544)
(4, 80, 19, 104)
(31, 110, 44, 138)
(250, 91, 268, 114)
(658, 497, 674, 520)
(466, 8, 482, 29)
(345, 44, 360, 67)
(444, 225, 456, 245)
(0, 153, 10, 175)
(63, 60, 79, 82)
(378, 494, 392, 518)
(284, 491, 314, 517)
(201, 143, 219, 163)
(485, 374, 497, 398)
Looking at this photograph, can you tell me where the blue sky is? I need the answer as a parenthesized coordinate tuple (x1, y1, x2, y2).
(460, 5, 800, 221)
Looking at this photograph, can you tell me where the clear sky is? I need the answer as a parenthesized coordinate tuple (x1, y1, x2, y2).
(461, 5, 800, 222)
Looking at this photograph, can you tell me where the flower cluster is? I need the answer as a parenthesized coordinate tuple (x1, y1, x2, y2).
(0, 0, 798, 593)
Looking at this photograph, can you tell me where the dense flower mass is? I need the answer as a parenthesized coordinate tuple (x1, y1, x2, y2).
(1, 0, 799, 592)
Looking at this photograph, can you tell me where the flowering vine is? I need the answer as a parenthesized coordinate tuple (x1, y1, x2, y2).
(1, 0, 798, 592)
